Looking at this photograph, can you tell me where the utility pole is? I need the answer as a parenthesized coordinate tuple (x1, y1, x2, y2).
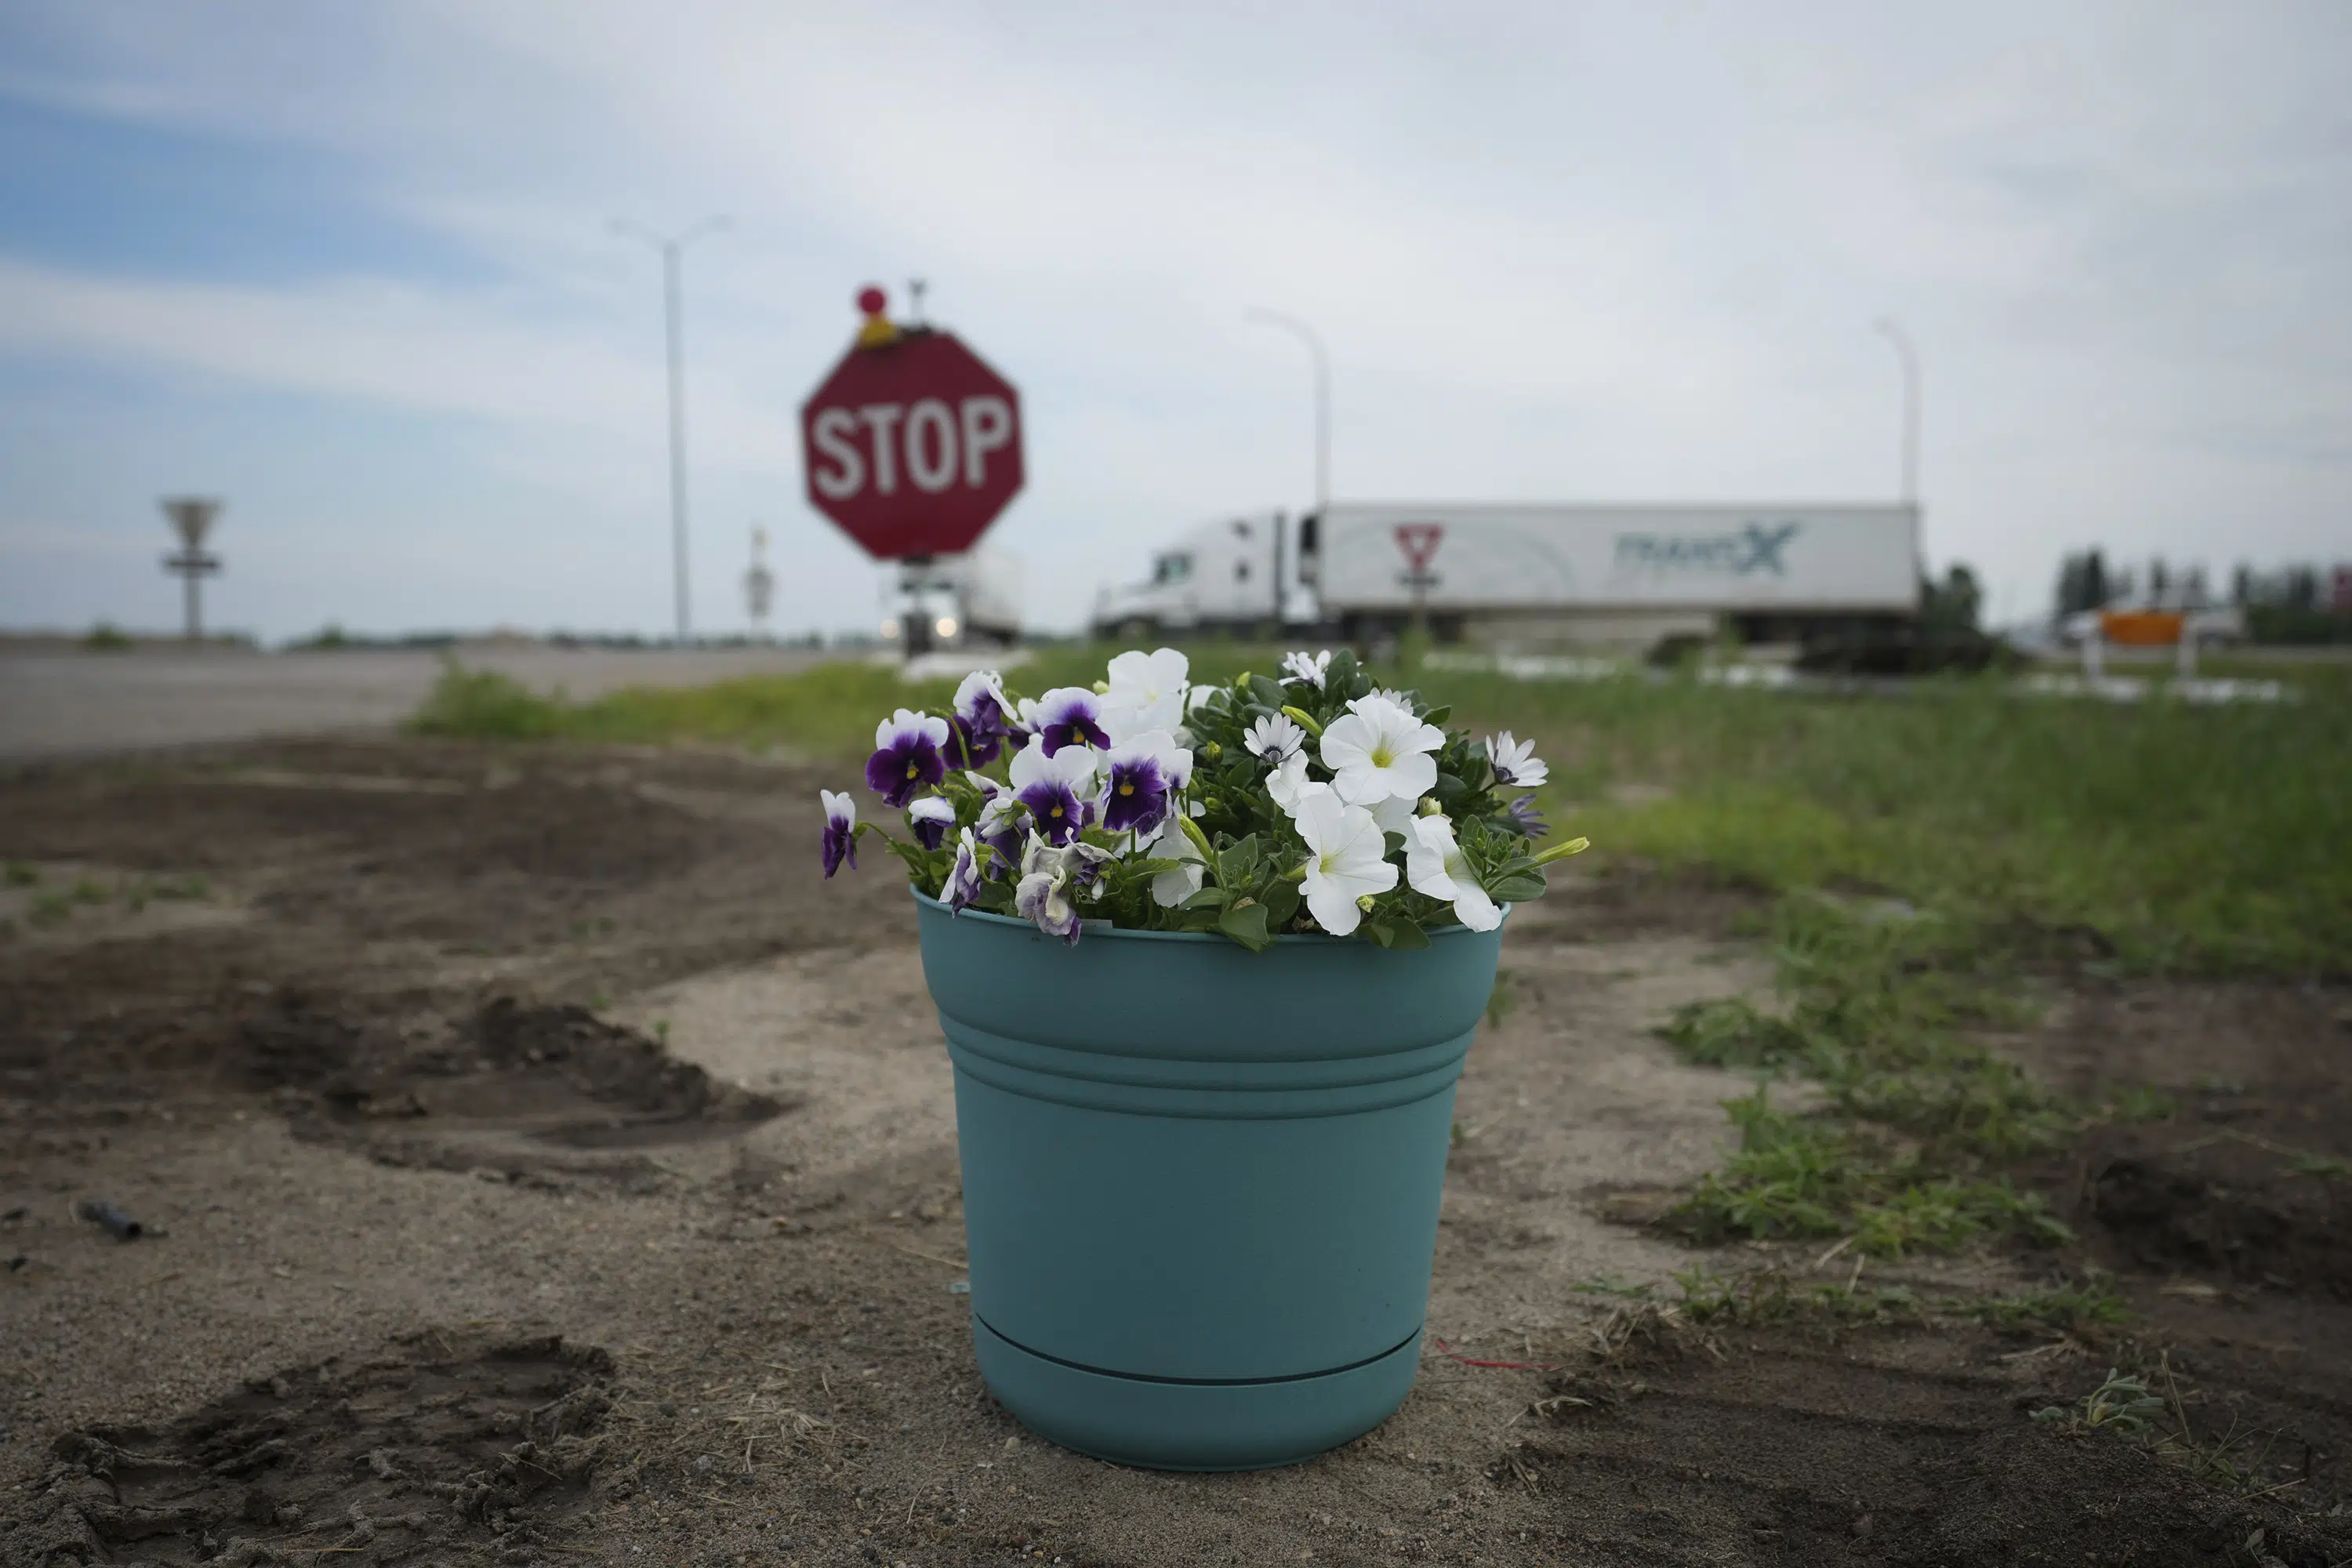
(614, 216, 731, 644)
(1245, 307, 1330, 627)
(159, 498, 223, 642)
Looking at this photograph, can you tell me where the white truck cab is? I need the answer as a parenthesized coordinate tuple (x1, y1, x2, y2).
(1093, 513, 1287, 640)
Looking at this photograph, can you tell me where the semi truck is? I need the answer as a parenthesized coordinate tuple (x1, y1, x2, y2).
(883, 547, 1024, 651)
(1096, 503, 1922, 652)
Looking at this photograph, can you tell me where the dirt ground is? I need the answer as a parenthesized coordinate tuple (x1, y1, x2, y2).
(2, 738, 2349, 1567)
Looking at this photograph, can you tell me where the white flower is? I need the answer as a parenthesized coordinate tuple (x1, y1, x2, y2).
(1281, 649, 1331, 688)
(1406, 815, 1501, 932)
(1369, 793, 1421, 837)
(1266, 748, 1314, 812)
(1290, 785, 1398, 937)
(1141, 819, 1206, 907)
(1487, 731, 1549, 789)
(1243, 713, 1304, 761)
(1319, 695, 1443, 806)
(1102, 647, 1189, 742)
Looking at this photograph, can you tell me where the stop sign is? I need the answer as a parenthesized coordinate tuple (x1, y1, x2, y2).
(800, 303, 1025, 560)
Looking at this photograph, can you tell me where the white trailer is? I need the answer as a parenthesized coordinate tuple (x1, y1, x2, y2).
(1301, 502, 1921, 648)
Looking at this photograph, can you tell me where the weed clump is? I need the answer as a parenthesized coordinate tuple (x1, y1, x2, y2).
(1663, 896, 2080, 1258)
(408, 663, 566, 739)
(2036, 1356, 2311, 1499)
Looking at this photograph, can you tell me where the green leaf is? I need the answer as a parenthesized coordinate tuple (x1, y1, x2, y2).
(1381, 916, 1432, 949)
(1364, 920, 1396, 949)
(882, 839, 933, 877)
(1218, 902, 1273, 951)
(1260, 881, 1301, 928)
(1219, 833, 1262, 887)
(1432, 772, 1470, 807)
(1180, 887, 1229, 909)
(1421, 705, 1451, 726)
(1486, 874, 1548, 902)
(1247, 674, 1288, 710)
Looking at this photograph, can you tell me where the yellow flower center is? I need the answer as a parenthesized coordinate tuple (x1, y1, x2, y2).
(1369, 743, 1394, 768)
(1050, 804, 1064, 818)
(1118, 782, 1134, 796)
(905, 762, 919, 779)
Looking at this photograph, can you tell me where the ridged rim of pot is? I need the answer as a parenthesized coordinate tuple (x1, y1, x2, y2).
(909, 885, 1505, 944)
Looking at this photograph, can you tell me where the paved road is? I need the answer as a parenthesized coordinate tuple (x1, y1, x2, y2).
(0, 645, 832, 760)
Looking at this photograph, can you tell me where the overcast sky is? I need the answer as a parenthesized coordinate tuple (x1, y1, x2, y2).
(0, 1, 2345, 641)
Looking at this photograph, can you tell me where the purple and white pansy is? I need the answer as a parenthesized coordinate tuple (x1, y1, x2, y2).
(1014, 833, 1112, 946)
(1030, 688, 1111, 756)
(1010, 735, 1098, 845)
(866, 709, 949, 808)
(819, 789, 857, 878)
(946, 827, 985, 913)
(907, 795, 956, 850)
(818, 645, 1585, 946)
(1098, 728, 1188, 836)
(945, 670, 1014, 768)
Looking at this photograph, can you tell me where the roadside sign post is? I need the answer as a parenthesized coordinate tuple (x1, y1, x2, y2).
(160, 498, 223, 643)
(1394, 521, 1445, 635)
(745, 526, 775, 639)
(800, 287, 1024, 659)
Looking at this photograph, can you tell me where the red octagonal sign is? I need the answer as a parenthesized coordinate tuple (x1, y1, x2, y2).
(800, 307, 1025, 561)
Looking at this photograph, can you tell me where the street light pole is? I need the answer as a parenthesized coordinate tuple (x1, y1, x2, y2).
(1246, 308, 1329, 628)
(1246, 308, 1330, 514)
(615, 215, 731, 644)
(1873, 318, 1921, 506)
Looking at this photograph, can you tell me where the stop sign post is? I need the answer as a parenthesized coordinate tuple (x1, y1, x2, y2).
(801, 289, 1024, 652)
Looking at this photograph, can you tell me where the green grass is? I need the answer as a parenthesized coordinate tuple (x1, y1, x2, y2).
(1403, 662, 2352, 976)
(1662, 1264, 2129, 1339)
(406, 644, 2350, 975)
(408, 648, 1281, 753)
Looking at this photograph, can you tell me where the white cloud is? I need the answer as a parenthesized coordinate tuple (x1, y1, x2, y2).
(1, 0, 2347, 641)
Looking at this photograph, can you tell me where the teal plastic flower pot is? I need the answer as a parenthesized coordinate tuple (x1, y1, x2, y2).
(913, 888, 1501, 1471)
